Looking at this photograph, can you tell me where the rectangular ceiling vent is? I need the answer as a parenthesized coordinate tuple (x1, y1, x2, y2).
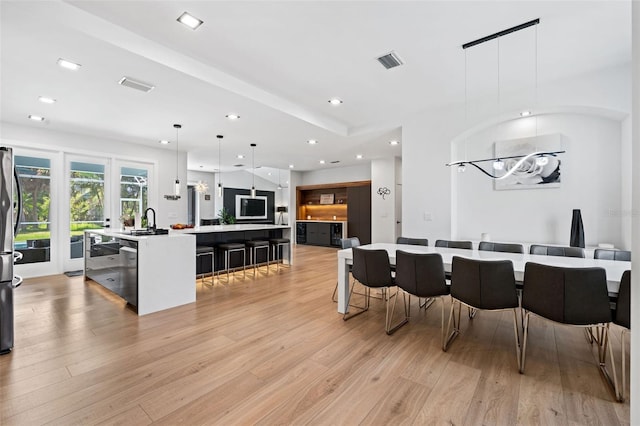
(118, 76, 155, 93)
(377, 51, 404, 69)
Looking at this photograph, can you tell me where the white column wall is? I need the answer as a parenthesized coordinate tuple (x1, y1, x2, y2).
(630, 1, 639, 422)
(371, 158, 398, 243)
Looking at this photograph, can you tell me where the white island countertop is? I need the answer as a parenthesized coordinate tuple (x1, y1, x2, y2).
(171, 224, 291, 234)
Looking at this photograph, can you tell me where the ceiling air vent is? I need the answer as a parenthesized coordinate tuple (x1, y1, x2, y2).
(330, 160, 340, 164)
(377, 51, 404, 70)
(233, 164, 244, 167)
(118, 76, 155, 93)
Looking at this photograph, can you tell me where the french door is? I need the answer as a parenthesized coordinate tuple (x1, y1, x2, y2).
(63, 155, 110, 272)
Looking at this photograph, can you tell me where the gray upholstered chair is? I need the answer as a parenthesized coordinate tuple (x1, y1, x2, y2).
(389, 251, 449, 344)
(396, 237, 429, 246)
(594, 249, 631, 262)
(478, 241, 524, 254)
(521, 262, 620, 400)
(529, 244, 585, 258)
(343, 247, 395, 333)
(614, 270, 630, 401)
(332, 237, 361, 302)
(444, 256, 521, 368)
(435, 240, 473, 250)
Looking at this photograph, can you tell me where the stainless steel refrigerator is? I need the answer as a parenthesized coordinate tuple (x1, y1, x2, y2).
(1, 147, 23, 355)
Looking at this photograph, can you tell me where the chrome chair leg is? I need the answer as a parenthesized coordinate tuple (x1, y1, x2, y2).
(386, 289, 409, 335)
(343, 283, 370, 321)
(443, 299, 461, 351)
(597, 323, 621, 401)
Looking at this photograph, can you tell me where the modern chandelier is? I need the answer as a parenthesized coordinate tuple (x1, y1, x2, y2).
(447, 18, 565, 180)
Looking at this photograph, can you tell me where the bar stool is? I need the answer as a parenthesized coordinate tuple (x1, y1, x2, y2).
(196, 245, 215, 286)
(218, 242, 246, 281)
(269, 238, 290, 271)
(245, 239, 270, 276)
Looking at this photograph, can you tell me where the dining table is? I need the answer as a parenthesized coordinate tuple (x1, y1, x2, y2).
(336, 243, 631, 314)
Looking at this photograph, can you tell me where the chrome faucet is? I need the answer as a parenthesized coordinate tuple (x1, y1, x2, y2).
(144, 208, 156, 231)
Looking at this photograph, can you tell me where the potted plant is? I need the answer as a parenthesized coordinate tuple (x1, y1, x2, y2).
(218, 208, 236, 225)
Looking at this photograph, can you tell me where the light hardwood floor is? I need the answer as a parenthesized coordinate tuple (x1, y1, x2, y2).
(0, 245, 630, 425)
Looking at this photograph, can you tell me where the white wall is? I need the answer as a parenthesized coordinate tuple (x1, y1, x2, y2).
(300, 163, 370, 185)
(402, 62, 631, 245)
(621, 116, 632, 250)
(454, 113, 624, 248)
(371, 158, 400, 243)
(630, 2, 639, 421)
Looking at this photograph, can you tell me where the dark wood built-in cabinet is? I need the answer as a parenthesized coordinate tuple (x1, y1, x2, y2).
(296, 181, 371, 245)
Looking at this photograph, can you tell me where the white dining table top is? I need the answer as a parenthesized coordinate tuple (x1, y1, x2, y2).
(337, 243, 630, 296)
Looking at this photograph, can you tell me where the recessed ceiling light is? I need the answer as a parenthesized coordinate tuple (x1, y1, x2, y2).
(356, 154, 363, 159)
(38, 96, 56, 104)
(159, 140, 170, 144)
(177, 12, 204, 30)
(520, 111, 531, 117)
(289, 164, 294, 169)
(28, 115, 45, 121)
(389, 140, 399, 146)
(267, 172, 272, 176)
(226, 114, 240, 120)
(319, 160, 325, 164)
(307, 139, 318, 145)
(328, 98, 343, 106)
(57, 58, 81, 71)
(237, 154, 244, 159)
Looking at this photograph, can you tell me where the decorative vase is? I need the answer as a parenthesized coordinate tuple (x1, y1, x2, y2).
(569, 209, 585, 248)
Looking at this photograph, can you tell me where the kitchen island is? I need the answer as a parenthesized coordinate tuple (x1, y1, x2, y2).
(84, 229, 196, 315)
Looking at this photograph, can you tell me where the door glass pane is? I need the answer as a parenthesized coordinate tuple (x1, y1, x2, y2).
(120, 167, 148, 227)
(14, 156, 51, 264)
(70, 161, 105, 258)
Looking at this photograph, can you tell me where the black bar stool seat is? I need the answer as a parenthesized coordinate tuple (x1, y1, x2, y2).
(195, 245, 215, 286)
(245, 240, 270, 276)
(218, 242, 246, 281)
(269, 238, 290, 271)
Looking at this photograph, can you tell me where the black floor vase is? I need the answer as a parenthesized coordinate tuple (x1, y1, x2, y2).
(570, 209, 585, 248)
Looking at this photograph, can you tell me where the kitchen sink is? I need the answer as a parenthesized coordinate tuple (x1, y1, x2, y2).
(126, 228, 169, 236)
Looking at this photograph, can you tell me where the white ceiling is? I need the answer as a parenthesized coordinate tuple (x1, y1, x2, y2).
(0, 1, 630, 176)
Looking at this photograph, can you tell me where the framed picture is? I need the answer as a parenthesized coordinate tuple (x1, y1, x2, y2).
(320, 193, 335, 204)
(494, 133, 563, 191)
(204, 194, 211, 201)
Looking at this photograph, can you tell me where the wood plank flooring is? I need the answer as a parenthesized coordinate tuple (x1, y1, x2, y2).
(0, 245, 630, 425)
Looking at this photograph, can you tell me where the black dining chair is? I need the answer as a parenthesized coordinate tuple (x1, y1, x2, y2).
(520, 262, 620, 400)
(614, 270, 630, 401)
(396, 237, 429, 246)
(529, 244, 585, 258)
(435, 240, 473, 250)
(389, 251, 449, 344)
(594, 249, 631, 262)
(332, 237, 361, 302)
(478, 241, 524, 254)
(444, 256, 521, 368)
(343, 247, 396, 333)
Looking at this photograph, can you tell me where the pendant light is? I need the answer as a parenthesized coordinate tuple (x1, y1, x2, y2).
(250, 143, 257, 198)
(216, 135, 223, 197)
(277, 169, 282, 190)
(164, 123, 182, 200)
(445, 19, 565, 178)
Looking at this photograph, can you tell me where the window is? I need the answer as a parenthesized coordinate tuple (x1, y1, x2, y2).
(15, 156, 52, 264)
(120, 167, 148, 225)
